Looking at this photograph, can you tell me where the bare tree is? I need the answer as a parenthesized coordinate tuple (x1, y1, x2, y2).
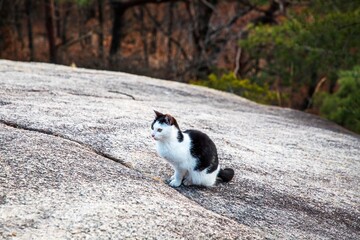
(109, 0, 181, 57)
(14, 2, 24, 49)
(186, 0, 217, 79)
(134, 6, 149, 67)
(25, 0, 34, 61)
(61, 2, 72, 43)
(166, 2, 174, 63)
(44, 0, 57, 63)
(97, 0, 105, 61)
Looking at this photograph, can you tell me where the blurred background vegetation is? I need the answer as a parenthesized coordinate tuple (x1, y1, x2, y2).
(0, 0, 359, 133)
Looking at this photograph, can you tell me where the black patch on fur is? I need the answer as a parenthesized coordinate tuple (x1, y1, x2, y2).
(185, 130, 218, 173)
(151, 119, 156, 130)
(151, 119, 155, 130)
(151, 115, 167, 130)
(177, 131, 184, 142)
(151, 113, 181, 131)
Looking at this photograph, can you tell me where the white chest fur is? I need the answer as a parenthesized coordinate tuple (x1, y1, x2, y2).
(155, 133, 195, 169)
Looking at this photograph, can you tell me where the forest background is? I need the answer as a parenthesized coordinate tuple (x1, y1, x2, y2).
(0, 0, 359, 133)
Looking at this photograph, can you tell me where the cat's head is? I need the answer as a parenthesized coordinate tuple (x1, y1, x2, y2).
(151, 110, 180, 141)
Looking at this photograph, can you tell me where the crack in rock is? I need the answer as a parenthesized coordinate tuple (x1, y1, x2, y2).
(0, 101, 11, 106)
(108, 90, 136, 100)
(0, 119, 128, 168)
(67, 91, 136, 100)
(26, 89, 49, 93)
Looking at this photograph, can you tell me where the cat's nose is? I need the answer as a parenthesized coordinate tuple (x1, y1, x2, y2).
(151, 133, 155, 138)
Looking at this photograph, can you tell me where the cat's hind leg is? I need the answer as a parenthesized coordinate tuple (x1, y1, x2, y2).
(189, 167, 219, 187)
(183, 173, 192, 186)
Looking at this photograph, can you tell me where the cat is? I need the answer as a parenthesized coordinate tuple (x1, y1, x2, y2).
(151, 110, 234, 187)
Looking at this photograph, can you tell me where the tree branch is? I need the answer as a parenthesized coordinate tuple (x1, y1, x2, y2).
(207, 6, 253, 42)
(144, 6, 190, 61)
(58, 31, 94, 50)
(110, 0, 182, 8)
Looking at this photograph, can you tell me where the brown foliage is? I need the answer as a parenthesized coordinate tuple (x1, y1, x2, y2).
(0, 0, 282, 81)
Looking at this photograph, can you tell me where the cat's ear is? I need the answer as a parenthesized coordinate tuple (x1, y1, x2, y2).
(165, 114, 175, 125)
(154, 110, 163, 118)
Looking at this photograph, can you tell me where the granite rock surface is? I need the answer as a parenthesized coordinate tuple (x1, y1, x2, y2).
(0, 60, 359, 239)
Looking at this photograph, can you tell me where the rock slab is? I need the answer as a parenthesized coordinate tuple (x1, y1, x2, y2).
(0, 60, 359, 239)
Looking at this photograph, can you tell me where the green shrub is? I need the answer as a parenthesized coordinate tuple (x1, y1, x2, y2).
(320, 66, 360, 133)
(239, 2, 360, 109)
(192, 72, 278, 105)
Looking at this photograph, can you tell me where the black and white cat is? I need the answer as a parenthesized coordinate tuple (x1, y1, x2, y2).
(151, 110, 234, 187)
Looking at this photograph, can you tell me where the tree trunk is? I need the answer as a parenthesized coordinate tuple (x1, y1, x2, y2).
(150, 25, 157, 54)
(44, 0, 57, 63)
(109, 0, 179, 57)
(54, 1, 61, 38)
(139, 6, 149, 67)
(300, 71, 318, 110)
(77, 5, 86, 48)
(25, 0, 34, 61)
(14, 2, 24, 58)
(192, 1, 214, 56)
(167, 2, 174, 64)
(109, 2, 126, 57)
(61, 2, 72, 44)
(187, 0, 217, 79)
(97, 0, 105, 61)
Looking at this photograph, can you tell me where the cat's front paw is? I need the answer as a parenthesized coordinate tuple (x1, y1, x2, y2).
(169, 179, 182, 187)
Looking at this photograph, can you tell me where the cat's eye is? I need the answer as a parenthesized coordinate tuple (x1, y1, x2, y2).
(157, 129, 162, 132)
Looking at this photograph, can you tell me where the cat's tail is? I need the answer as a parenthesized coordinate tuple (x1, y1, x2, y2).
(217, 168, 234, 182)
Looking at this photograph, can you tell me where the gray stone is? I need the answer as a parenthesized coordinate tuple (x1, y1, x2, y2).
(0, 60, 359, 239)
